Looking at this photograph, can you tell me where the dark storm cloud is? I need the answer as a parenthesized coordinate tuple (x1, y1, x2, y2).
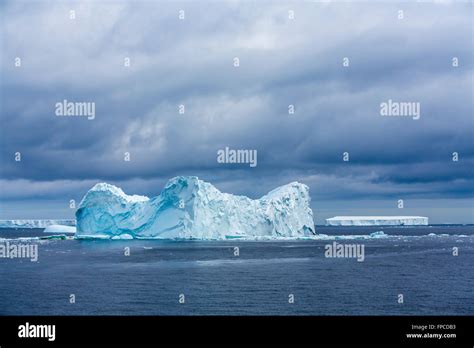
(0, 0, 472, 211)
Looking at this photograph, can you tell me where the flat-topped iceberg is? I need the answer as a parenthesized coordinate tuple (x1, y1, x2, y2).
(76, 176, 315, 239)
(0, 219, 76, 229)
(43, 225, 77, 233)
(326, 216, 428, 226)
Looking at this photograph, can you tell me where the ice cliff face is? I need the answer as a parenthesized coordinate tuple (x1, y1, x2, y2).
(76, 176, 315, 239)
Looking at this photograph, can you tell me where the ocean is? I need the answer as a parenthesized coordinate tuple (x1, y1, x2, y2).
(0, 225, 472, 315)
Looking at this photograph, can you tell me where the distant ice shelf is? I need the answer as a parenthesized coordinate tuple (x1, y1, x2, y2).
(326, 216, 428, 226)
(43, 225, 77, 233)
(0, 219, 76, 228)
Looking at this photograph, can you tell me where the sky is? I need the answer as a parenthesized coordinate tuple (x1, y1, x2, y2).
(0, 0, 473, 224)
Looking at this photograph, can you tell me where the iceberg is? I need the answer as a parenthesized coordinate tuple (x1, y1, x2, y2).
(76, 176, 315, 239)
(369, 231, 387, 238)
(0, 219, 76, 229)
(326, 216, 428, 226)
(43, 225, 77, 233)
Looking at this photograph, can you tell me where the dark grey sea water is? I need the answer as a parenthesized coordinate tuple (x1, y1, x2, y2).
(0, 226, 472, 315)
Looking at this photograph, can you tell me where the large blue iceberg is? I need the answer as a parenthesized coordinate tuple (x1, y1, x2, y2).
(76, 176, 315, 239)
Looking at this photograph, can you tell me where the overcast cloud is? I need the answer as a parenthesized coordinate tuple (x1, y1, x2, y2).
(0, 0, 473, 223)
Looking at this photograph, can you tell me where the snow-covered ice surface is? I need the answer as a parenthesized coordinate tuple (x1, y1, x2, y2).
(76, 176, 315, 240)
(326, 216, 428, 226)
(43, 225, 77, 233)
(0, 219, 76, 228)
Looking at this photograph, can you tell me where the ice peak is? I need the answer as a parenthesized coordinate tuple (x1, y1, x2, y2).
(164, 176, 200, 187)
(264, 181, 309, 198)
(163, 176, 203, 193)
(87, 182, 149, 204)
